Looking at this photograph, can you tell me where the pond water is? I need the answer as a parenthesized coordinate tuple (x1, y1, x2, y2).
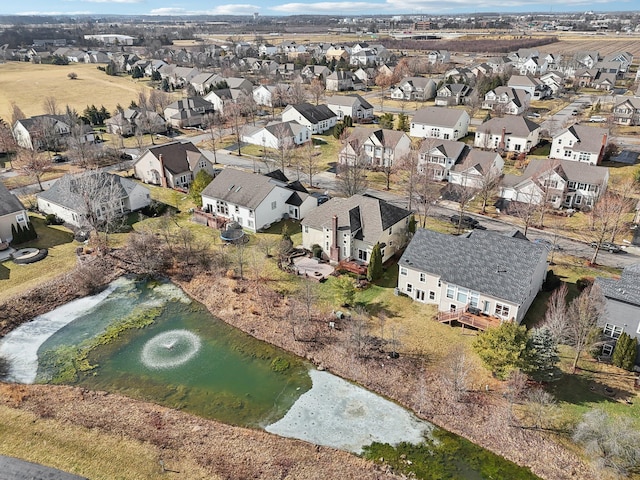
(0, 278, 540, 479)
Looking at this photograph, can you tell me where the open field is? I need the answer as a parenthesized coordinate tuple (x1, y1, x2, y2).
(0, 63, 180, 121)
(531, 32, 640, 58)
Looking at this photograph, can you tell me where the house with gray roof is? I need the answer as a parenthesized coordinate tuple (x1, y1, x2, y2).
(0, 183, 30, 243)
(325, 95, 374, 122)
(594, 264, 640, 363)
(434, 84, 473, 106)
(449, 149, 504, 189)
(418, 139, 468, 181)
(13, 115, 94, 151)
(550, 124, 608, 166)
(163, 97, 215, 128)
(474, 116, 540, 153)
(613, 96, 640, 126)
(241, 120, 311, 149)
(410, 107, 470, 141)
(134, 141, 214, 189)
(281, 103, 337, 134)
(500, 158, 609, 210)
(397, 228, 548, 323)
(37, 172, 150, 229)
(338, 127, 411, 168)
(201, 168, 317, 232)
(482, 86, 531, 115)
(301, 194, 411, 265)
(391, 77, 437, 101)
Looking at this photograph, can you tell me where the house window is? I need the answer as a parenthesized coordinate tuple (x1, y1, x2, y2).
(429, 291, 435, 300)
(303, 226, 308, 233)
(400, 267, 408, 276)
(388, 226, 392, 234)
(578, 152, 591, 162)
(456, 287, 468, 304)
(248, 220, 254, 228)
(495, 303, 510, 318)
(406, 283, 413, 293)
(416, 290, 425, 301)
(235, 205, 239, 213)
(603, 323, 623, 339)
(469, 292, 479, 308)
(271, 201, 277, 210)
(446, 285, 455, 299)
(602, 344, 614, 356)
(419, 273, 426, 282)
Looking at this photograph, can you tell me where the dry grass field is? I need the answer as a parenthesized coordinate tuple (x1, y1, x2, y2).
(0, 62, 179, 121)
(521, 32, 640, 58)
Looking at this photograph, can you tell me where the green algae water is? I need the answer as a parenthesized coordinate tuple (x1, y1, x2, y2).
(35, 278, 311, 427)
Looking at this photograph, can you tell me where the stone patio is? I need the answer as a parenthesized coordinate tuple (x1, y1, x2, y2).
(293, 256, 334, 281)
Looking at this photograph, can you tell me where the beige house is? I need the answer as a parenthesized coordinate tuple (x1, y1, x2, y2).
(338, 127, 411, 168)
(397, 229, 548, 324)
(134, 141, 214, 190)
(0, 183, 30, 243)
(301, 194, 412, 265)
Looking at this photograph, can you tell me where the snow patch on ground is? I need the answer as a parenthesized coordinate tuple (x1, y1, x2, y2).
(266, 369, 432, 453)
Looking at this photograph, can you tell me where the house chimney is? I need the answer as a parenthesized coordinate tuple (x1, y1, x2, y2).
(498, 127, 506, 150)
(597, 133, 608, 165)
(329, 214, 340, 262)
(158, 153, 167, 188)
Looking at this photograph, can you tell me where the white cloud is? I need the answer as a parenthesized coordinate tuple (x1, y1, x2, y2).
(150, 4, 260, 15)
(383, 0, 613, 10)
(272, 1, 382, 13)
(85, 0, 143, 3)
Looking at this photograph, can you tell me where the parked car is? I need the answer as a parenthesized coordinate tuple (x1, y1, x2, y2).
(526, 112, 541, 119)
(590, 115, 606, 123)
(450, 215, 485, 230)
(52, 155, 68, 163)
(533, 238, 562, 251)
(589, 241, 622, 253)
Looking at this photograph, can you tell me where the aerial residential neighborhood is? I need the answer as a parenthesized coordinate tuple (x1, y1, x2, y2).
(2, 7, 640, 480)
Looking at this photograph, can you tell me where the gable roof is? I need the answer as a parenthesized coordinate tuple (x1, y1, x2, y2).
(596, 264, 640, 307)
(400, 228, 547, 306)
(0, 183, 26, 217)
(302, 194, 411, 245)
(143, 141, 203, 175)
(556, 124, 608, 155)
(420, 139, 468, 160)
(451, 150, 500, 175)
(286, 103, 336, 124)
(476, 116, 540, 136)
(412, 107, 468, 128)
(325, 94, 373, 110)
(504, 158, 608, 188)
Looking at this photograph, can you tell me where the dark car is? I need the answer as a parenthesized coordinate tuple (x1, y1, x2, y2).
(120, 152, 134, 160)
(52, 155, 68, 163)
(450, 215, 482, 229)
(589, 241, 622, 253)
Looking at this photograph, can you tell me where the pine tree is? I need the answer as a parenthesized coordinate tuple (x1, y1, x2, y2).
(529, 327, 560, 380)
(473, 322, 533, 380)
(612, 333, 638, 371)
(26, 221, 37, 241)
(367, 243, 383, 282)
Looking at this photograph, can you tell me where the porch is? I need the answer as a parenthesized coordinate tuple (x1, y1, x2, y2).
(338, 259, 367, 276)
(436, 307, 502, 331)
(192, 208, 228, 229)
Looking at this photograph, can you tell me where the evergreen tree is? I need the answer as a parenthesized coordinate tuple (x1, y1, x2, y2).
(189, 170, 214, 207)
(333, 122, 345, 139)
(612, 333, 638, 371)
(27, 221, 37, 241)
(408, 216, 417, 235)
(333, 276, 356, 307)
(473, 322, 533, 379)
(529, 327, 560, 380)
(379, 113, 395, 130)
(366, 243, 383, 282)
(343, 115, 353, 127)
(397, 113, 409, 132)
(151, 70, 161, 81)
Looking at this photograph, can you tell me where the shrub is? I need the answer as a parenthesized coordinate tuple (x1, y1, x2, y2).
(44, 213, 64, 225)
(311, 244, 323, 258)
(576, 277, 594, 291)
(542, 269, 561, 291)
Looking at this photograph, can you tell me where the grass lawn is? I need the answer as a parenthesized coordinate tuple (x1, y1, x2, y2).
(0, 215, 78, 303)
(0, 63, 179, 121)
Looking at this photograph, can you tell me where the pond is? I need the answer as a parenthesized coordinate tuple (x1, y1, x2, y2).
(0, 277, 540, 479)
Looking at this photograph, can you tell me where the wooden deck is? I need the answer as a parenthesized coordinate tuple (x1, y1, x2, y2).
(338, 260, 367, 276)
(437, 309, 501, 331)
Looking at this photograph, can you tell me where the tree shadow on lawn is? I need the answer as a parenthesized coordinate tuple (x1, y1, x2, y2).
(0, 263, 9, 281)
(547, 370, 635, 408)
(23, 216, 74, 250)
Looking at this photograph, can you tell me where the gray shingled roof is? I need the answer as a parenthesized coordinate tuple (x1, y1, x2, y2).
(325, 94, 373, 110)
(412, 107, 467, 129)
(558, 124, 609, 156)
(595, 264, 640, 307)
(399, 228, 547, 305)
(302, 194, 411, 245)
(0, 183, 25, 217)
(287, 103, 336, 123)
(451, 150, 499, 174)
(420, 139, 467, 160)
(37, 172, 139, 210)
(144, 141, 202, 175)
(476, 116, 540, 136)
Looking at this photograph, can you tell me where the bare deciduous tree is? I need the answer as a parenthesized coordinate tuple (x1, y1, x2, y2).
(288, 78, 307, 105)
(309, 78, 325, 106)
(510, 197, 539, 237)
(17, 147, 51, 191)
(440, 344, 474, 403)
(336, 147, 369, 197)
(477, 168, 501, 214)
(544, 282, 568, 343)
(124, 229, 171, 276)
(274, 122, 294, 172)
(566, 285, 605, 373)
(586, 191, 631, 265)
(42, 96, 60, 116)
(0, 118, 17, 169)
(301, 140, 321, 187)
(523, 388, 558, 430)
(374, 72, 394, 112)
(10, 102, 25, 127)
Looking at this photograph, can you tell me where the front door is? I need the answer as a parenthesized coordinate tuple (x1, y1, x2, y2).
(416, 290, 425, 302)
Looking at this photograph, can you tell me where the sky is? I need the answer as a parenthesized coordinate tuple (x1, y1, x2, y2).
(3, 0, 638, 17)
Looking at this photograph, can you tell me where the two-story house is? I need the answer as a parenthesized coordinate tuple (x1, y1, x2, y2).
(325, 70, 355, 92)
(613, 97, 640, 126)
(499, 158, 609, 210)
(594, 264, 640, 363)
(482, 86, 531, 115)
(474, 116, 540, 153)
(418, 139, 468, 181)
(449, 150, 504, 189)
(410, 107, 470, 141)
(301, 194, 412, 265)
(434, 84, 474, 107)
(201, 168, 317, 232)
(105, 108, 167, 136)
(242, 121, 311, 149)
(549, 124, 608, 166)
(0, 183, 30, 243)
(163, 97, 215, 128)
(338, 127, 411, 168)
(397, 228, 548, 324)
(13, 115, 93, 151)
(325, 95, 374, 122)
(133, 141, 215, 190)
(391, 77, 437, 101)
(507, 75, 551, 100)
(281, 103, 337, 134)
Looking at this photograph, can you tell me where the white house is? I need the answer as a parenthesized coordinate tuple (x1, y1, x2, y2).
(449, 150, 504, 189)
(163, 97, 215, 128)
(500, 158, 609, 210)
(507, 75, 551, 100)
(339, 127, 411, 168)
(281, 103, 337, 134)
(0, 183, 30, 243)
(482, 86, 531, 115)
(201, 168, 317, 232)
(134, 141, 215, 190)
(418, 139, 468, 181)
(397, 228, 548, 324)
(252, 84, 290, 108)
(301, 194, 412, 265)
(13, 115, 94, 151)
(391, 77, 437, 101)
(549, 124, 608, 165)
(325, 95, 374, 122)
(242, 121, 311, 149)
(410, 107, 470, 141)
(474, 117, 540, 153)
(37, 172, 150, 229)
(613, 97, 640, 126)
